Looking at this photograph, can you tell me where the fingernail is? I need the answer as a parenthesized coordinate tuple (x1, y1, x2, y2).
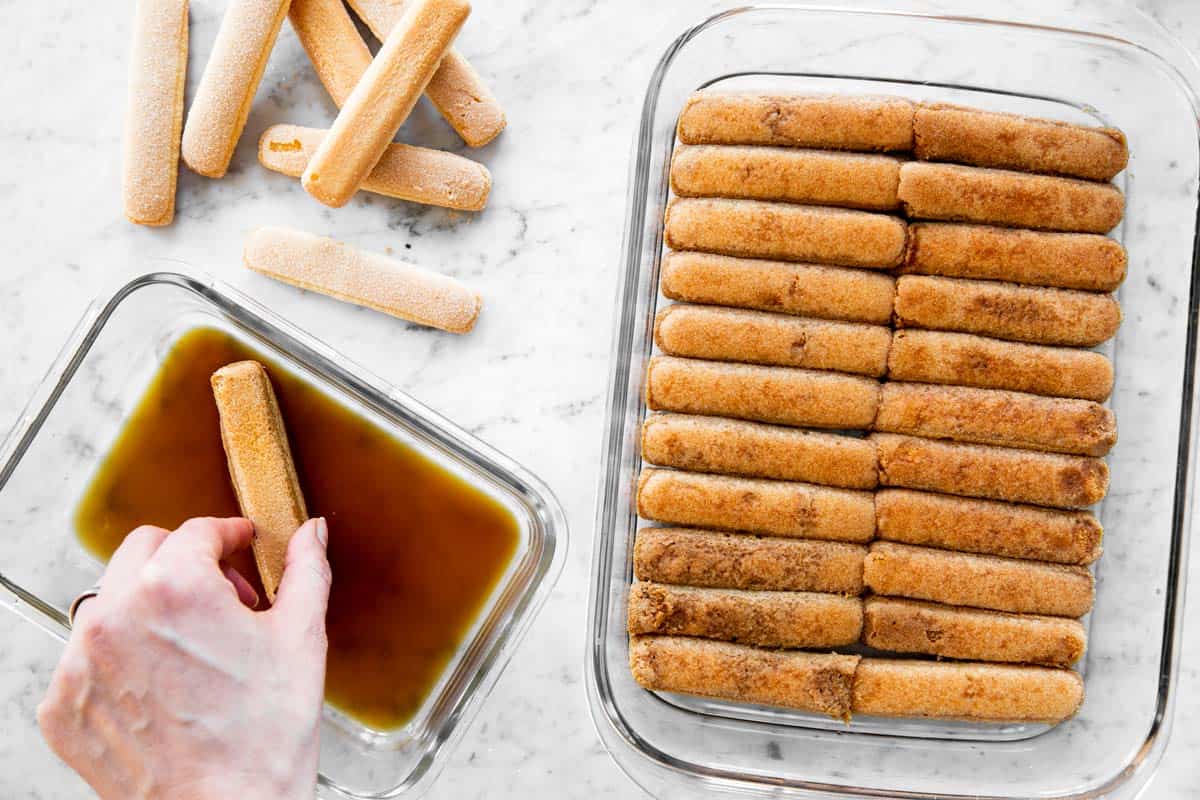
(249, 587, 261, 610)
(314, 517, 328, 548)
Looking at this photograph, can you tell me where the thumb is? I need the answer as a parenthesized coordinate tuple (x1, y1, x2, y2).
(271, 517, 332, 645)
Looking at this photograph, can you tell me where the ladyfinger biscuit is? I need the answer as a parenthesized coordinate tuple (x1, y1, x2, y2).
(628, 583, 863, 648)
(863, 541, 1094, 617)
(887, 330, 1114, 401)
(902, 223, 1127, 291)
(852, 659, 1083, 723)
(875, 489, 1102, 565)
(244, 226, 481, 333)
(642, 414, 878, 489)
(630, 635, 861, 719)
(211, 361, 308, 601)
(288, 0, 373, 107)
(655, 304, 891, 376)
(676, 92, 914, 151)
(259, 124, 491, 211)
(863, 598, 1087, 668)
(633, 528, 866, 594)
(875, 382, 1116, 457)
(670, 145, 901, 210)
(645, 356, 880, 429)
(874, 433, 1109, 510)
(302, 0, 470, 208)
(660, 252, 897, 325)
(897, 162, 1124, 233)
(181, 0, 291, 178)
(665, 198, 907, 268)
(345, 0, 505, 147)
(895, 275, 1122, 347)
(123, 0, 188, 226)
(913, 103, 1128, 181)
(637, 469, 876, 543)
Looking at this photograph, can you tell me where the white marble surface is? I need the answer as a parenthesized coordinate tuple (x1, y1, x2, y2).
(0, 0, 1197, 798)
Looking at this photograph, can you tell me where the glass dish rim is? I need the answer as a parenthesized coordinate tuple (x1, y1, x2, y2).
(0, 269, 569, 799)
(583, 4, 1200, 799)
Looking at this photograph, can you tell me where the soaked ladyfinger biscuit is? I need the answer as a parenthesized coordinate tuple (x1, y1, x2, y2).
(875, 488, 1102, 565)
(645, 356, 880, 429)
(181, 0, 291, 178)
(902, 223, 1127, 291)
(259, 125, 491, 211)
(897, 162, 1124, 233)
(887, 330, 1114, 401)
(288, 0, 373, 108)
(876, 382, 1116, 457)
(863, 598, 1087, 668)
(244, 227, 481, 333)
(852, 658, 1083, 723)
(676, 92, 914, 151)
(303, 0, 470, 208)
(211, 361, 308, 601)
(665, 198, 907, 268)
(636, 469, 876, 543)
(660, 252, 897, 325)
(873, 433, 1108, 510)
(633, 528, 867, 594)
(123, 0, 188, 226)
(628, 583, 863, 648)
(670, 145, 901, 210)
(655, 304, 892, 376)
(630, 635, 861, 719)
(864, 541, 1095, 617)
(895, 275, 1122, 347)
(346, 0, 505, 147)
(913, 103, 1128, 181)
(641, 414, 878, 489)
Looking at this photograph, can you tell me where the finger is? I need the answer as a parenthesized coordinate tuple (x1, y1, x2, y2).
(100, 525, 170, 592)
(221, 564, 260, 609)
(150, 517, 253, 568)
(271, 518, 331, 644)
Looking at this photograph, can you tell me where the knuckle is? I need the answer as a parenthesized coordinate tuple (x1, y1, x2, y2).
(77, 616, 114, 657)
(126, 524, 166, 547)
(306, 558, 333, 588)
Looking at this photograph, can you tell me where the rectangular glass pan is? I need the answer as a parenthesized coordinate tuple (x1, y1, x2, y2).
(586, 5, 1200, 799)
(0, 271, 567, 799)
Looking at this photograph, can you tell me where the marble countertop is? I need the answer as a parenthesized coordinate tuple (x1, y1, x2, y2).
(1, 0, 1197, 797)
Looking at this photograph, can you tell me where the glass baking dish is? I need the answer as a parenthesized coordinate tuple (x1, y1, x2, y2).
(586, 4, 1200, 798)
(0, 271, 567, 799)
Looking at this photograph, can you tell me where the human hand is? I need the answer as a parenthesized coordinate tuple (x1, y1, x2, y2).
(38, 516, 331, 800)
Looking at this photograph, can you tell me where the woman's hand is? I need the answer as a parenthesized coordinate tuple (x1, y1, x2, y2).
(38, 516, 332, 800)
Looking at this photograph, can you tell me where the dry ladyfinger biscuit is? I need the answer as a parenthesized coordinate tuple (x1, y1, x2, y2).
(895, 275, 1122, 347)
(902, 223, 1127, 291)
(303, 0, 471, 208)
(645, 356, 880, 429)
(655, 304, 892, 377)
(873, 433, 1108, 509)
(211, 361, 308, 601)
(863, 598, 1087, 668)
(852, 658, 1084, 723)
(676, 92, 915, 151)
(259, 124, 491, 211)
(660, 252, 897, 325)
(181, 0, 291, 178)
(633, 528, 867, 594)
(345, 0, 505, 147)
(913, 103, 1128, 181)
(628, 583, 863, 648)
(641, 414, 878, 489)
(123, 0, 188, 226)
(863, 541, 1095, 617)
(665, 198, 907, 268)
(897, 162, 1124, 234)
(670, 145, 901, 210)
(288, 0, 373, 107)
(887, 330, 1114, 401)
(875, 488, 1102, 565)
(875, 382, 1116, 457)
(630, 635, 861, 720)
(244, 226, 481, 333)
(636, 469, 876, 543)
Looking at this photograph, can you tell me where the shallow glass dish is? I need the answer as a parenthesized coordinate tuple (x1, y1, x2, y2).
(586, 4, 1200, 798)
(0, 271, 567, 799)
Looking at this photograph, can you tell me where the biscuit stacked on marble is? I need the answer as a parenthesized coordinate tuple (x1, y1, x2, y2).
(629, 92, 1127, 724)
